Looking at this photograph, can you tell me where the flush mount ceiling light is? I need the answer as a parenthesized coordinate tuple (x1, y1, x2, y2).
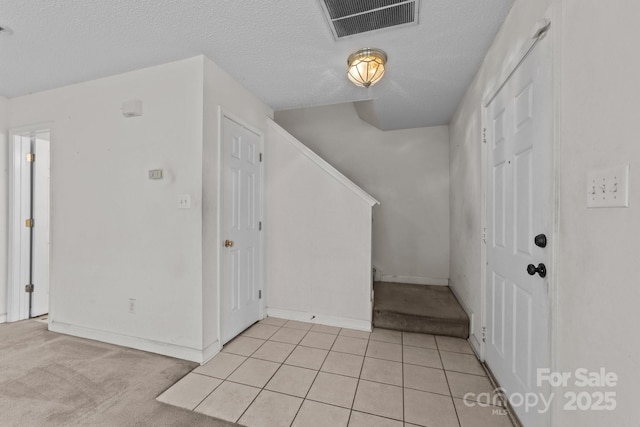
(347, 48, 387, 88)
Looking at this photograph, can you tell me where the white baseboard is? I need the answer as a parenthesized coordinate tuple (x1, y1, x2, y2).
(448, 284, 483, 356)
(0, 314, 6, 324)
(469, 333, 482, 357)
(201, 340, 220, 365)
(448, 284, 472, 325)
(380, 275, 449, 286)
(266, 308, 371, 332)
(49, 321, 207, 363)
(372, 266, 383, 282)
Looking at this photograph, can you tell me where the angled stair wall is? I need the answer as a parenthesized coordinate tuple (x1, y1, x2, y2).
(264, 119, 379, 331)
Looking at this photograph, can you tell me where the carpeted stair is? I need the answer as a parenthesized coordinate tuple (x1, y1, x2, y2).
(373, 281, 469, 338)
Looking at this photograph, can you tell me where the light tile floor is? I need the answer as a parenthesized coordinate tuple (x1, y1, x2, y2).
(157, 318, 514, 427)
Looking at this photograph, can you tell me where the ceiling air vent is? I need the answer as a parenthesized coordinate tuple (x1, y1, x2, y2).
(320, 0, 420, 39)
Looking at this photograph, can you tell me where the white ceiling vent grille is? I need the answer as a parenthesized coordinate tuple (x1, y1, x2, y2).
(320, 0, 419, 39)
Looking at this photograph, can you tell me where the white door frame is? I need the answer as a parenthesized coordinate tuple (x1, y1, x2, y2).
(479, 10, 560, 424)
(7, 123, 53, 322)
(216, 107, 265, 348)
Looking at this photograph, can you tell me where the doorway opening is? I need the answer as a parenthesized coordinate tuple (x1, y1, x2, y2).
(8, 126, 51, 322)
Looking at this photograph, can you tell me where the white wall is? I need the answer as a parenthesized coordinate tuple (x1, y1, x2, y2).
(555, 1, 640, 425)
(451, 0, 640, 425)
(9, 57, 206, 360)
(265, 120, 377, 330)
(0, 96, 8, 323)
(275, 103, 450, 285)
(449, 0, 553, 350)
(6, 55, 273, 362)
(202, 57, 273, 354)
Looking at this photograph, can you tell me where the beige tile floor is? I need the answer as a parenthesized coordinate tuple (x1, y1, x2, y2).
(157, 318, 514, 427)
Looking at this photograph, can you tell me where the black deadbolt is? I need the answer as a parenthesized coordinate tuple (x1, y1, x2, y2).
(527, 263, 547, 278)
(534, 234, 547, 248)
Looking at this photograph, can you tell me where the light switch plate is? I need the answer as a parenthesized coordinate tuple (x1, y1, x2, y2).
(178, 194, 191, 209)
(587, 165, 629, 208)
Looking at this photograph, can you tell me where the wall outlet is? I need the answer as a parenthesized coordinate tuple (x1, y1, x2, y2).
(148, 169, 163, 180)
(128, 298, 136, 314)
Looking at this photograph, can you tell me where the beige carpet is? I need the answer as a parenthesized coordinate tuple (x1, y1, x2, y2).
(0, 319, 234, 427)
(373, 282, 470, 338)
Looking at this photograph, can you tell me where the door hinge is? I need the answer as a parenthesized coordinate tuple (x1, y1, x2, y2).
(259, 153, 263, 162)
(482, 128, 487, 144)
(25, 284, 34, 293)
(258, 290, 262, 299)
(259, 221, 262, 231)
(482, 326, 487, 343)
(481, 227, 487, 244)
(25, 218, 34, 228)
(26, 152, 35, 162)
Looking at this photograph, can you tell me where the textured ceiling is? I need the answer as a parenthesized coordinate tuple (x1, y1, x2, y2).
(0, 0, 514, 130)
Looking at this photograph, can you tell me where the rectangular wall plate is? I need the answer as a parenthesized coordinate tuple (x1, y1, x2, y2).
(148, 169, 163, 180)
(587, 165, 629, 208)
(178, 194, 191, 209)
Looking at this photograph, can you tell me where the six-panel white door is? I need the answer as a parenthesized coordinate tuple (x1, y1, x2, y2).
(485, 35, 552, 427)
(221, 116, 262, 344)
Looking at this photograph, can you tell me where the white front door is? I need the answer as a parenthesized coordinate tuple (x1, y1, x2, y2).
(9, 130, 51, 321)
(221, 116, 262, 344)
(485, 34, 552, 426)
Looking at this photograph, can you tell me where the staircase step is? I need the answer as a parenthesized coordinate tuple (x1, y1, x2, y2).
(373, 282, 469, 338)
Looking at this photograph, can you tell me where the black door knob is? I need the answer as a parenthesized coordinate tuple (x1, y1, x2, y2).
(527, 263, 547, 278)
(534, 234, 547, 248)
